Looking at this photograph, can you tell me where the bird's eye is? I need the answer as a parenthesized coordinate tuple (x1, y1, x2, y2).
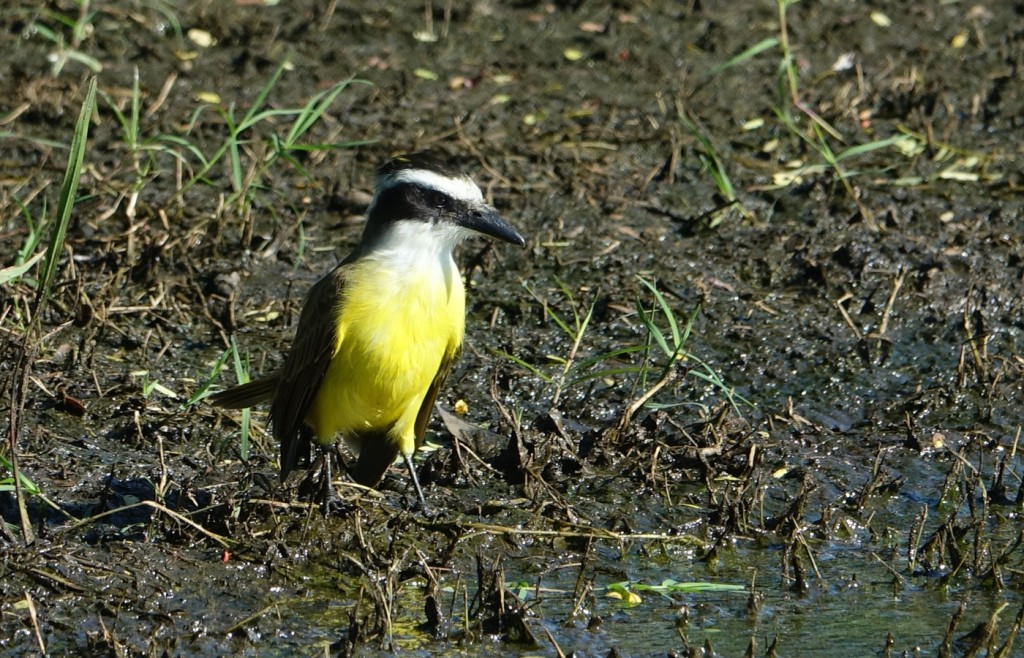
(429, 191, 448, 208)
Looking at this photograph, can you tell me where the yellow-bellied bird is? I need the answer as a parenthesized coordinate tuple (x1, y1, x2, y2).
(210, 153, 526, 503)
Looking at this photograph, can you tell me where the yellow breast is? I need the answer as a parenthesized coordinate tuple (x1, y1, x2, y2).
(304, 252, 465, 450)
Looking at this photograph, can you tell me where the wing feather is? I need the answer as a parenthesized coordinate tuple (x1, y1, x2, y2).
(208, 375, 277, 409)
(272, 263, 349, 479)
(413, 349, 458, 450)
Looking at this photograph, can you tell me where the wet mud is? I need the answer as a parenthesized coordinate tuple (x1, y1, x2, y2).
(2, 1, 1023, 656)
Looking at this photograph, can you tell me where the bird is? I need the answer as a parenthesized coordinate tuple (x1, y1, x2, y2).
(209, 152, 526, 504)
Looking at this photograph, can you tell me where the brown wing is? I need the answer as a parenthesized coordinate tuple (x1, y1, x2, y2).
(413, 349, 459, 449)
(272, 262, 350, 480)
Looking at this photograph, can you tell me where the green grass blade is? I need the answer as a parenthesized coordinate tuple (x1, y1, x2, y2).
(492, 349, 554, 383)
(13, 196, 46, 266)
(228, 336, 252, 461)
(579, 298, 595, 337)
(0, 253, 45, 286)
(284, 77, 368, 146)
(102, 67, 140, 151)
(638, 277, 681, 350)
(572, 344, 648, 373)
(128, 66, 141, 147)
(635, 298, 671, 358)
(36, 76, 96, 314)
(64, 49, 103, 73)
(835, 134, 913, 161)
(0, 454, 74, 518)
(543, 302, 574, 339)
(237, 59, 287, 130)
(679, 305, 698, 353)
(186, 348, 232, 407)
(154, 135, 210, 167)
(707, 37, 779, 76)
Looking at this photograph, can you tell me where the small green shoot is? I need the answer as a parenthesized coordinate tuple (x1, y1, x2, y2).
(635, 277, 752, 414)
(496, 278, 598, 406)
(679, 113, 750, 226)
(538, 278, 596, 406)
(131, 371, 178, 399)
(189, 345, 253, 460)
(706, 36, 780, 77)
(775, 0, 842, 141)
(766, 110, 917, 202)
(176, 61, 372, 212)
(101, 66, 158, 216)
(702, 1, 962, 217)
(635, 277, 686, 372)
(13, 196, 47, 269)
(28, 3, 103, 76)
(0, 253, 44, 287)
(106, 67, 143, 152)
(498, 277, 750, 417)
(0, 454, 74, 519)
(186, 348, 233, 407)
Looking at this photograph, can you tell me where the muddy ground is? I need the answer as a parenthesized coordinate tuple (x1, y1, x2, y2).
(2, 1, 1023, 656)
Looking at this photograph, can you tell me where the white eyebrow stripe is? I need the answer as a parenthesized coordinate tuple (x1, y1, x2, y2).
(377, 168, 484, 203)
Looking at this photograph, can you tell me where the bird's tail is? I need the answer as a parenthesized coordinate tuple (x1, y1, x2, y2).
(207, 376, 277, 409)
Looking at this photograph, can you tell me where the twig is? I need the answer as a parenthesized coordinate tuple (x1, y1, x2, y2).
(874, 270, 905, 337)
(25, 590, 46, 654)
(424, 519, 700, 545)
(834, 292, 863, 340)
(56, 500, 233, 548)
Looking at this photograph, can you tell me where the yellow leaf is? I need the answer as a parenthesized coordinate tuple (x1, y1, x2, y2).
(607, 590, 642, 605)
(870, 11, 891, 27)
(196, 91, 222, 104)
(187, 28, 216, 48)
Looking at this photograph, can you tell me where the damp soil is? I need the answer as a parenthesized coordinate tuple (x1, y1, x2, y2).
(2, 1, 1023, 656)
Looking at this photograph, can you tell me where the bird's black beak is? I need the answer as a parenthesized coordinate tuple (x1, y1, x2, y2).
(460, 203, 527, 247)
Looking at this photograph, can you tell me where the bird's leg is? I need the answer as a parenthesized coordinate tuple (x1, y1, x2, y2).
(319, 447, 356, 515)
(403, 453, 428, 512)
(296, 447, 343, 514)
(319, 451, 337, 513)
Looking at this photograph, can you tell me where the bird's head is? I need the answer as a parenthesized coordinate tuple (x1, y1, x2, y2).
(361, 152, 526, 252)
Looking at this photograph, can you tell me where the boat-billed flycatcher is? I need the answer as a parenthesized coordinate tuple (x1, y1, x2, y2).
(210, 152, 526, 503)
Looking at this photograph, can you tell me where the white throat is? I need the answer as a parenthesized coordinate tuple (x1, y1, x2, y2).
(367, 220, 467, 292)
